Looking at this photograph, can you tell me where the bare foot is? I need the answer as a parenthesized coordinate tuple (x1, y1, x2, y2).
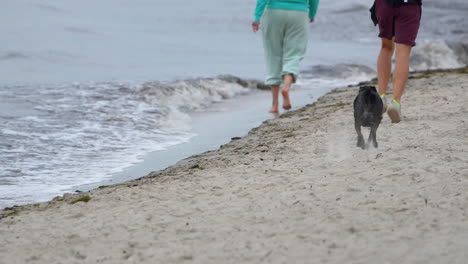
(269, 107, 279, 114)
(281, 89, 291, 110)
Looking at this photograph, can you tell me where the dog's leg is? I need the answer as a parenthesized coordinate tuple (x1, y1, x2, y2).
(368, 123, 379, 148)
(355, 121, 365, 149)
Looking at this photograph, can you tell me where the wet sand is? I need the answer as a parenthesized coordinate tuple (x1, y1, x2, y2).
(1, 68, 467, 263)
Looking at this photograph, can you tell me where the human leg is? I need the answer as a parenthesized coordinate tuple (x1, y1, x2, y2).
(281, 10, 308, 110)
(386, 43, 411, 123)
(375, 0, 396, 107)
(386, 3, 421, 123)
(270, 85, 280, 113)
(262, 9, 285, 112)
(262, 9, 284, 86)
(282, 11, 308, 81)
(392, 43, 412, 103)
(281, 74, 293, 110)
(375, 0, 397, 113)
(377, 38, 395, 97)
(386, 44, 408, 123)
(391, 2, 421, 103)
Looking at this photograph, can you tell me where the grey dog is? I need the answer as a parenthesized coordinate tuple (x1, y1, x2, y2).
(353, 86, 383, 149)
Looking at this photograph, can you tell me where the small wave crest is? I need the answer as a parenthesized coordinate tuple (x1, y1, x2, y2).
(301, 63, 376, 84)
(140, 76, 254, 114)
(0, 51, 29, 61)
(332, 3, 369, 14)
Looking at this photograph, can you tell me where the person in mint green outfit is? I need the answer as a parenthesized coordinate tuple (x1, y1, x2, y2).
(252, 0, 319, 113)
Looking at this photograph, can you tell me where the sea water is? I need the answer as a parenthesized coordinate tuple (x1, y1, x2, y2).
(1, 0, 467, 208)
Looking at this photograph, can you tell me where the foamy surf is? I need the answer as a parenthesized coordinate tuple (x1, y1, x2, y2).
(0, 77, 257, 208)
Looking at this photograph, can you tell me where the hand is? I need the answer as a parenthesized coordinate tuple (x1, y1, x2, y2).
(252, 22, 260, 33)
(310, 19, 315, 23)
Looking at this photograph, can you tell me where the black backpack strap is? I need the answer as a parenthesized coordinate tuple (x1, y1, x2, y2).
(369, 1, 378, 26)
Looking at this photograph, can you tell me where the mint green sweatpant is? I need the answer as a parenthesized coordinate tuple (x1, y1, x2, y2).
(262, 8, 308, 86)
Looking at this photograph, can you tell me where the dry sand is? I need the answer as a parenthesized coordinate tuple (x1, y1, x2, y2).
(1, 68, 467, 263)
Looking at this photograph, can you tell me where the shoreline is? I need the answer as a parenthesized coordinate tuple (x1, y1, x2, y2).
(73, 77, 335, 197)
(1, 67, 467, 263)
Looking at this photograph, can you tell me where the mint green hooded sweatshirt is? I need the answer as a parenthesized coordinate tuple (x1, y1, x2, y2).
(253, 0, 319, 22)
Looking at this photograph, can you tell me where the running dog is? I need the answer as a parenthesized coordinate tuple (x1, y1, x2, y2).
(353, 86, 383, 149)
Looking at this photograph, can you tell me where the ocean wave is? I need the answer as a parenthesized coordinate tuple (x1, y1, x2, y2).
(140, 77, 253, 113)
(301, 63, 376, 80)
(0, 51, 29, 61)
(332, 2, 369, 14)
(447, 39, 468, 66)
(32, 3, 67, 13)
(411, 40, 467, 71)
(422, 1, 468, 11)
(0, 76, 261, 208)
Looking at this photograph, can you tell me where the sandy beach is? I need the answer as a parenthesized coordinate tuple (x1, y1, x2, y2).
(1, 68, 467, 263)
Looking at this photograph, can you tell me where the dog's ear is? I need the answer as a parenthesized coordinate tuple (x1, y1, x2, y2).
(360, 86, 377, 93)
